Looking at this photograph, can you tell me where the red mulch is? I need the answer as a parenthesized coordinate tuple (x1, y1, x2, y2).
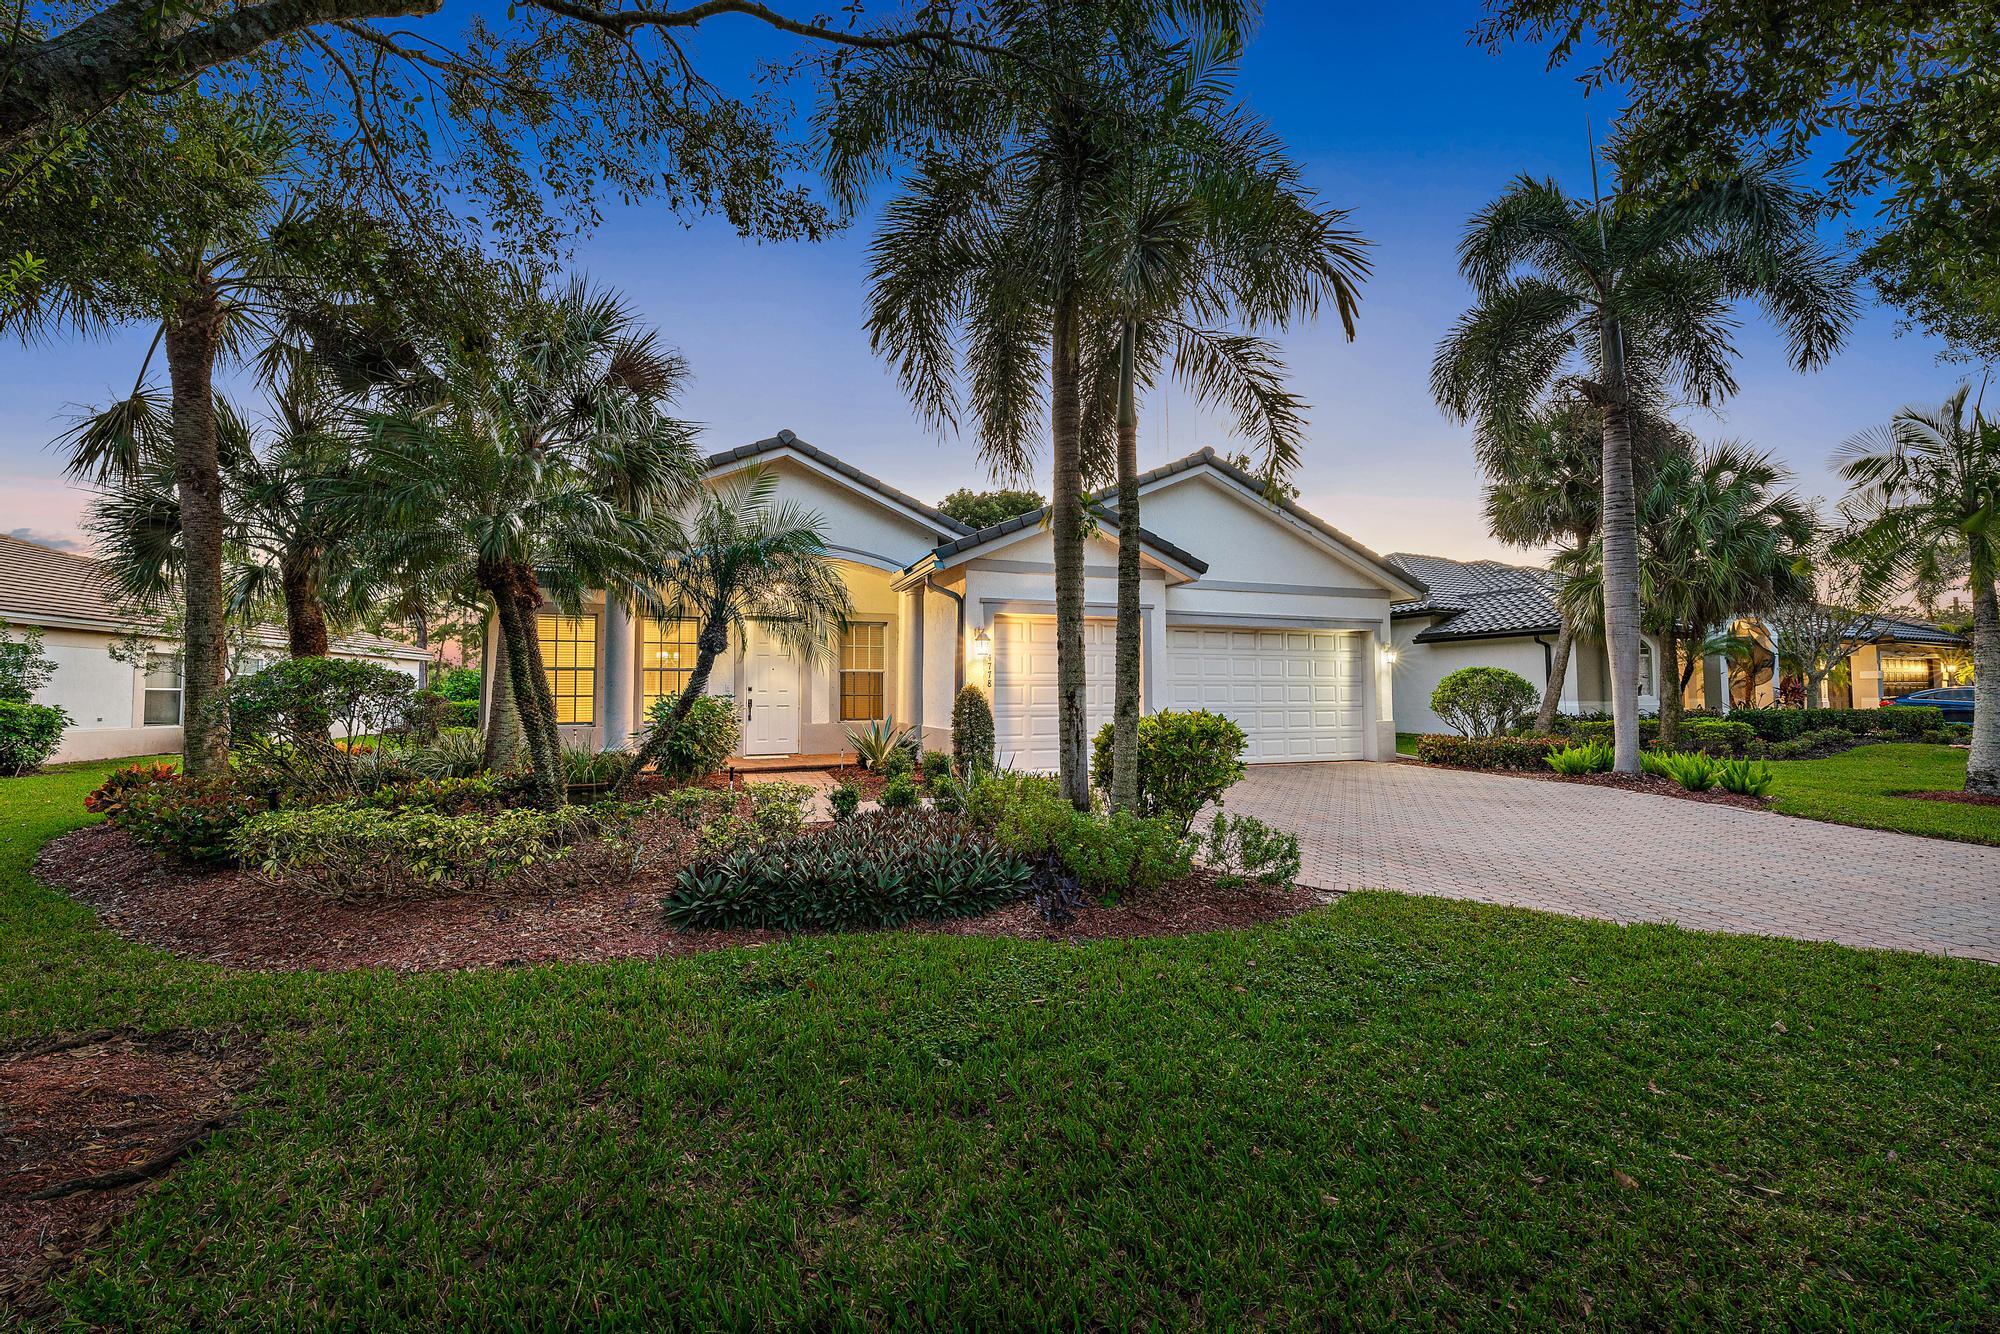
(1, 1029, 262, 1311)
(1902, 789, 2000, 807)
(1436, 765, 1774, 811)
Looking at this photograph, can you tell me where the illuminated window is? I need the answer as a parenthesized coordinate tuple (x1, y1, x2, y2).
(537, 614, 597, 725)
(142, 653, 182, 726)
(641, 617, 702, 712)
(839, 622, 885, 721)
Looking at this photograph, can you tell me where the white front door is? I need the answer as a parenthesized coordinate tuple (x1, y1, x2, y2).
(742, 624, 799, 754)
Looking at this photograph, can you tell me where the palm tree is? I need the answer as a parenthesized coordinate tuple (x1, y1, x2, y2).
(357, 278, 702, 802)
(1080, 33, 1367, 810)
(821, 0, 1256, 808)
(26, 97, 314, 775)
(1432, 158, 1854, 772)
(609, 469, 853, 796)
(1837, 387, 2000, 794)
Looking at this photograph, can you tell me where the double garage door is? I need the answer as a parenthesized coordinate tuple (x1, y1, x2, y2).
(992, 616, 1366, 771)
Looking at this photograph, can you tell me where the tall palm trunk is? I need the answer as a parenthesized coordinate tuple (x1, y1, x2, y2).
(280, 548, 330, 657)
(1050, 291, 1091, 809)
(1655, 627, 1683, 748)
(483, 600, 521, 772)
(1967, 544, 1999, 795)
(1597, 315, 1643, 775)
(486, 563, 564, 803)
(612, 614, 729, 797)
(1110, 319, 1142, 812)
(1534, 615, 1576, 734)
(162, 283, 231, 778)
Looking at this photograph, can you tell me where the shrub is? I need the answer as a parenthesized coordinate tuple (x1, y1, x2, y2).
(919, 749, 953, 787)
(1638, 750, 1674, 778)
(1715, 758, 1776, 797)
(1767, 727, 1861, 760)
(879, 773, 918, 808)
(828, 781, 861, 822)
(638, 692, 740, 780)
(664, 809, 1034, 930)
(968, 771, 1192, 895)
(115, 776, 266, 865)
(0, 699, 68, 775)
(232, 801, 615, 898)
(845, 717, 916, 771)
(356, 775, 511, 815)
(1726, 704, 1945, 742)
(219, 657, 419, 797)
(747, 781, 814, 841)
(1677, 718, 1757, 756)
(1414, 733, 1564, 771)
(401, 726, 487, 779)
(880, 746, 915, 782)
(84, 762, 180, 816)
(1546, 741, 1613, 775)
(435, 666, 482, 703)
(1658, 751, 1720, 792)
(1873, 704, 1943, 737)
(0, 617, 56, 703)
(951, 685, 996, 774)
(1199, 812, 1302, 888)
(562, 744, 628, 789)
(1089, 709, 1248, 835)
(1431, 666, 1538, 738)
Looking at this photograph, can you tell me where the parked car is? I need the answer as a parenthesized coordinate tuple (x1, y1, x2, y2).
(1886, 686, 1974, 724)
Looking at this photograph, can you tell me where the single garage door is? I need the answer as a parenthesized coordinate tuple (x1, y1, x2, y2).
(992, 615, 1117, 773)
(1165, 625, 1365, 762)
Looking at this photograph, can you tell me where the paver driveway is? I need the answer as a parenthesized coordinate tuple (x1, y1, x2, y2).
(1229, 761, 2000, 961)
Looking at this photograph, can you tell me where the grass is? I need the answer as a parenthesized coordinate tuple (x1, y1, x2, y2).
(5, 759, 1999, 1327)
(1766, 743, 2000, 845)
(1395, 731, 1419, 756)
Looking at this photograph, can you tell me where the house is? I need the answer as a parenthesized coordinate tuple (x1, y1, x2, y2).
(0, 533, 431, 763)
(1385, 550, 1968, 729)
(488, 432, 1425, 768)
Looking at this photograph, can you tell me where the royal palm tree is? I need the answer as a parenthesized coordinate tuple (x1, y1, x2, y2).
(822, 0, 1257, 808)
(609, 468, 853, 796)
(1433, 158, 1854, 772)
(358, 278, 702, 803)
(1837, 387, 2000, 793)
(1080, 33, 1367, 809)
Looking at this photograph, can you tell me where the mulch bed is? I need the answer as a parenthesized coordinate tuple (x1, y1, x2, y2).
(1442, 765, 1774, 811)
(1902, 789, 2000, 807)
(36, 826, 1322, 975)
(1, 1028, 263, 1311)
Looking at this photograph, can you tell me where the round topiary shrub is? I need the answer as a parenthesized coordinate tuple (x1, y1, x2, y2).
(952, 685, 995, 774)
(1090, 708, 1248, 834)
(1430, 666, 1538, 738)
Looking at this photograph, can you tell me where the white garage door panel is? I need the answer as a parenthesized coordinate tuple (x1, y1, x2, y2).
(993, 616, 1117, 774)
(1166, 626, 1365, 762)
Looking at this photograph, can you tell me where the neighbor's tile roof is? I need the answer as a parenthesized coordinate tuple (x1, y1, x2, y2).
(706, 429, 974, 537)
(1387, 551, 1561, 642)
(0, 532, 428, 660)
(1849, 614, 1968, 648)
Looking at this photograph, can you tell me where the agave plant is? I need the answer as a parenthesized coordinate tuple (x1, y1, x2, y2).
(844, 717, 916, 771)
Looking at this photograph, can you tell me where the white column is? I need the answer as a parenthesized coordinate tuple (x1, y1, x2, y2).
(601, 597, 634, 751)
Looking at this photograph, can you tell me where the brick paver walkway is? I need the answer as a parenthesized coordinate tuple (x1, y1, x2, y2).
(1229, 761, 2000, 961)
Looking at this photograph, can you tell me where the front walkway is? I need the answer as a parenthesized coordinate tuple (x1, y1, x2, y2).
(1228, 761, 2000, 962)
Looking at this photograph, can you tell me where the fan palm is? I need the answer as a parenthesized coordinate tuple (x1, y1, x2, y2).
(356, 278, 703, 803)
(821, 0, 1258, 808)
(609, 468, 854, 796)
(1433, 157, 1854, 771)
(1837, 387, 2000, 793)
(1079, 31, 1367, 809)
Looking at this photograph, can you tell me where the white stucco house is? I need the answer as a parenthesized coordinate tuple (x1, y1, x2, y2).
(489, 432, 1426, 768)
(0, 532, 431, 764)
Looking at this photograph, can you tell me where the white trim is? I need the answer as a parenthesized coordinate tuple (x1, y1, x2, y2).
(704, 446, 958, 541)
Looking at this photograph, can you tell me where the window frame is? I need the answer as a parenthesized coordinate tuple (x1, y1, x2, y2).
(141, 651, 183, 727)
(537, 613, 599, 726)
(838, 621, 887, 723)
(640, 616, 703, 714)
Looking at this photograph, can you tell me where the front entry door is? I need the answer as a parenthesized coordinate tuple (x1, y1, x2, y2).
(743, 624, 799, 754)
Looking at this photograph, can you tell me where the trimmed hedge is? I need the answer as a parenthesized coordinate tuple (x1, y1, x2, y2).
(1414, 734, 1565, 771)
(1572, 717, 1757, 756)
(1725, 705, 1943, 740)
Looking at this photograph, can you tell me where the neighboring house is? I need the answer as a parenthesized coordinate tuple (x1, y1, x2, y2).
(1385, 549, 1968, 729)
(1386, 552, 1660, 733)
(486, 433, 1425, 768)
(0, 533, 430, 763)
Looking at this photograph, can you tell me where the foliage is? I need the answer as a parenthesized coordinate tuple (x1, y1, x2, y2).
(919, 750, 954, 787)
(746, 783, 815, 843)
(0, 617, 56, 703)
(879, 774, 919, 809)
(967, 771, 1192, 896)
(1725, 706, 1943, 742)
(951, 686, 996, 775)
(1714, 759, 1776, 798)
(846, 717, 917, 771)
(1429, 667, 1539, 739)
(399, 727, 488, 780)
(1414, 733, 1565, 771)
(355, 775, 510, 815)
(1658, 752, 1721, 792)
(232, 801, 617, 898)
(113, 776, 266, 864)
(636, 692, 740, 782)
(1198, 813, 1302, 889)
(828, 781, 862, 823)
(83, 762, 180, 816)
(562, 746, 629, 789)
(1766, 728, 1863, 761)
(1638, 750, 1673, 779)
(435, 667, 482, 703)
(1089, 710, 1248, 834)
(1545, 742, 1614, 776)
(219, 657, 419, 796)
(1572, 717, 1758, 756)
(937, 488, 1046, 530)
(0, 699, 68, 776)
(880, 746, 915, 782)
(665, 810, 1034, 931)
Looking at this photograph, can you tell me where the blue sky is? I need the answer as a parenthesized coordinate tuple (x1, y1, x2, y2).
(0, 2, 1971, 562)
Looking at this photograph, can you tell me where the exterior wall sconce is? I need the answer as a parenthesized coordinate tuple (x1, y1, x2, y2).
(971, 627, 992, 658)
(1380, 647, 1399, 665)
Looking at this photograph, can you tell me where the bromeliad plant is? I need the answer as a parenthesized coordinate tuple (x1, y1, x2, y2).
(1715, 758, 1776, 798)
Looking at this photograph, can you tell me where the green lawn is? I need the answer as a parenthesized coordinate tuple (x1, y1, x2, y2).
(1395, 730, 1419, 756)
(5, 760, 1998, 1327)
(1767, 743, 2000, 845)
